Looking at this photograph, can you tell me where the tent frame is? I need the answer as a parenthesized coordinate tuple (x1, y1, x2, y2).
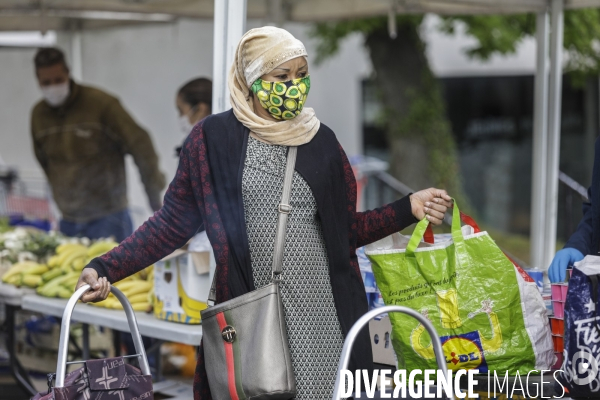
(531, 0, 565, 271)
(212, 0, 246, 114)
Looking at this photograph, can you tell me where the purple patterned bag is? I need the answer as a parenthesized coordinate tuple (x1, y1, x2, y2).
(31, 284, 154, 400)
(31, 357, 153, 400)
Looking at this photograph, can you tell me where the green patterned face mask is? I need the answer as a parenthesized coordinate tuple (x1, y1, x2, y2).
(250, 75, 311, 120)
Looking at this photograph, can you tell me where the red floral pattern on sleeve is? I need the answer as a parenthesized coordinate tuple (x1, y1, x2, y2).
(91, 120, 234, 399)
(94, 121, 231, 301)
(97, 130, 203, 282)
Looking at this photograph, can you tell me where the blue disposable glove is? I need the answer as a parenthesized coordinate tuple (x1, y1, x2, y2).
(548, 248, 584, 282)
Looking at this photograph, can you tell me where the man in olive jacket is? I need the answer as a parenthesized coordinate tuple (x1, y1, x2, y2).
(30, 47, 165, 242)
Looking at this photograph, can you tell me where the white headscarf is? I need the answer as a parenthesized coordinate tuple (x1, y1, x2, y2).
(228, 26, 320, 146)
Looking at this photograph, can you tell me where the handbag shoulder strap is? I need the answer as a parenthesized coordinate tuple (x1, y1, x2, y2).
(207, 146, 298, 305)
(271, 146, 297, 278)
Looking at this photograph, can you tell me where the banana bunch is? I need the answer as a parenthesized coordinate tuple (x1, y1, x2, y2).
(47, 241, 118, 274)
(89, 268, 153, 312)
(36, 270, 80, 298)
(1, 261, 48, 287)
(36, 240, 118, 297)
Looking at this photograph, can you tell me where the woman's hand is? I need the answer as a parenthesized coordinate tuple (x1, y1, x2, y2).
(75, 268, 111, 303)
(410, 188, 453, 225)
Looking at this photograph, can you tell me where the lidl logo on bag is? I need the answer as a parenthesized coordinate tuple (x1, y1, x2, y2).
(411, 296, 499, 372)
(440, 331, 488, 372)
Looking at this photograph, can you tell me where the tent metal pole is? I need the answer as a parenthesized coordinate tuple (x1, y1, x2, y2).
(211, 0, 227, 114)
(543, 0, 565, 269)
(530, 10, 550, 270)
(212, 0, 247, 114)
(210, 0, 246, 281)
(70, 24, 83, 81)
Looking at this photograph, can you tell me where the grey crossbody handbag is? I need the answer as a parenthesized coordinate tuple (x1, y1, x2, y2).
(200, 147, 297, 400)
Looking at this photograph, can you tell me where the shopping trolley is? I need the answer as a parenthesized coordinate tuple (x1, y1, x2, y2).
(332, 306, 451, 400)
(32, 284, 153, 400)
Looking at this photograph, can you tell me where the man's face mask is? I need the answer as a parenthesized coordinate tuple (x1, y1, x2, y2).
(251, 75, 310, 120)
(41, 81, 70, 107)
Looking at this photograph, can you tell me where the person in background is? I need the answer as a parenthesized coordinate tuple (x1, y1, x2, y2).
(175, 77, 212, 156)
(30, 47, 166, 242)
(549, 138, 600, 282)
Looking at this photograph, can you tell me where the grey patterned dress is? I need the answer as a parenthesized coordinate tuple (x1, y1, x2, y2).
(242, 137, 345, 400)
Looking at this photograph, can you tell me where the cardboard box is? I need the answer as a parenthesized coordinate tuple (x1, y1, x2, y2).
(369, 316, 397, 366)
(154, 233, 214, 324)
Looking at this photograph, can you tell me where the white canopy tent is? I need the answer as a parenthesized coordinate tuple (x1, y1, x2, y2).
(1, 0, 600, 269)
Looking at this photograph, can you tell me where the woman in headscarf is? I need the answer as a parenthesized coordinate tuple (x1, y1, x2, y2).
(76, 27, 453, 399)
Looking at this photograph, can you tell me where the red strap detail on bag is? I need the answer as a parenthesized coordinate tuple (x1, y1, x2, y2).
(423, 211, 481, 244)
(459, 212, 481, 233)
(216, 312, 240, 400)
(423, 225, 435, 244)
(504, 253, 534, 282)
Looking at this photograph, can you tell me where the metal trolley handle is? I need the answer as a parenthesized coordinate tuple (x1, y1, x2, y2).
(332, 305, 450, 400)
(54, 284, 151, 388)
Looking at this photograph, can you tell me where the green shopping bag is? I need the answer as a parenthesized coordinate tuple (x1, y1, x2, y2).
(364, 201, 554, 374)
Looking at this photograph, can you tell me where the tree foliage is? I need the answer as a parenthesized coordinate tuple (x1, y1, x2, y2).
(310, 8, 600, 209)
(438, 14, 535, 59)
(312, 16, 467, 205)
(313, 9, 600, 79)
(311, 16, 421, 64)
(440, 9, 600, 82)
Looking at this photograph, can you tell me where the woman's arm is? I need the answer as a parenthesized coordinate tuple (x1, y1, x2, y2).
(78, 125, 206, 300)
(338, 144, 450, 248)
(565, 185, 593, 256)
(549, 185, 591, 282)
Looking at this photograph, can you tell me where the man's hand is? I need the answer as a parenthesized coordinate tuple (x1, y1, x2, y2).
(549, 248, 584, 282)
(76, 268, 111, 303)
(410, 188, 453, 226)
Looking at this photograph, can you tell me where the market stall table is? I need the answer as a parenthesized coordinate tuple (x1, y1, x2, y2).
(22, 293, 203, 345)
(0, 281, 35, 306)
